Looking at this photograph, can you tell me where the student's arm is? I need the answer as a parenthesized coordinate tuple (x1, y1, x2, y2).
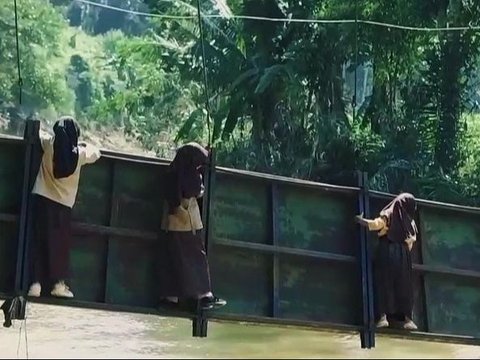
(355, 213, 387, 232)
(197, 185, 205, 198)
(366, 217, 387, 231)
(197, 176, 205, 198)
(405, 234, 416, 251)
(79, 143, 101, 165)
(39, 130, 52, 150)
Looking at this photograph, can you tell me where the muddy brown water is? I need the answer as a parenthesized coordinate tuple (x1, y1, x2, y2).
(0, 303, 478, 359)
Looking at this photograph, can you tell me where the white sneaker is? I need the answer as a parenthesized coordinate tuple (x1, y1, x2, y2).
(376, 315, 389, 328)
(403, 319, 418, 331)
(28, 282, 41, 297)
(51, 281, 74, 298)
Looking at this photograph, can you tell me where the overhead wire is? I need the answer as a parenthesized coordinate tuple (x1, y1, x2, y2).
(75, 0, 480, 32)
(13, 0, 23, 105)
(195, 0, 212, 147)
(72, 0, 480, 147)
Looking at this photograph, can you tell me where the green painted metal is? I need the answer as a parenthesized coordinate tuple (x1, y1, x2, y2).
(211, 174, 270, 245)
(1, 133, 480, 347)
(210, 247, 272, 316)
(209, 178, 362, 326)
(72, 158, 169, 307)
(276, 185, 357, 255)
(0, 140, 24, 293)
(420, 208, 480, 337)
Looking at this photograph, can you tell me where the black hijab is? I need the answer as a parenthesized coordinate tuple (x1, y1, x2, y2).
(165, 142, 209, 214)
(380, 192, 418, 243)
(53, 117, 80, 179)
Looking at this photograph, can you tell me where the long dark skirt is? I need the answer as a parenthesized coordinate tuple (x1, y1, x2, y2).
(30, 194, 72, 287)
(157, 230, 212, 299)
(374, 238, 413, 321)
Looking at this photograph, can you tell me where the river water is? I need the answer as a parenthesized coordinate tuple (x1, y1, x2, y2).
(0, 303, 478, 359)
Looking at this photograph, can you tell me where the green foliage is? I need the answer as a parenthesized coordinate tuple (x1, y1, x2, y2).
(1, 0, 480, 206)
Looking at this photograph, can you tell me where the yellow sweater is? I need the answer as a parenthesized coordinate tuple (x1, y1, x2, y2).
(365, 216, 416, 251)
(32, 131, 101, 208)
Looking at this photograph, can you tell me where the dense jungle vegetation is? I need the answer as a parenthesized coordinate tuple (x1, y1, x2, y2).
(1, 0, 480, 205)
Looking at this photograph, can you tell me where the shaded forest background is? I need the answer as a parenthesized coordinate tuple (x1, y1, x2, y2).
(1, 0, 480, 206)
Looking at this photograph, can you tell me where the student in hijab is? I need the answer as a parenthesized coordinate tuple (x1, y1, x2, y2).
(158, 142, 226, 310)
(356, 192, 418, 331)
(28, 116, 101, 299)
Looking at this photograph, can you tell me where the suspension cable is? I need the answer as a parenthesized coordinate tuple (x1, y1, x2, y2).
(76, 0, 480, 32)
(195, 0, 212, 147)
